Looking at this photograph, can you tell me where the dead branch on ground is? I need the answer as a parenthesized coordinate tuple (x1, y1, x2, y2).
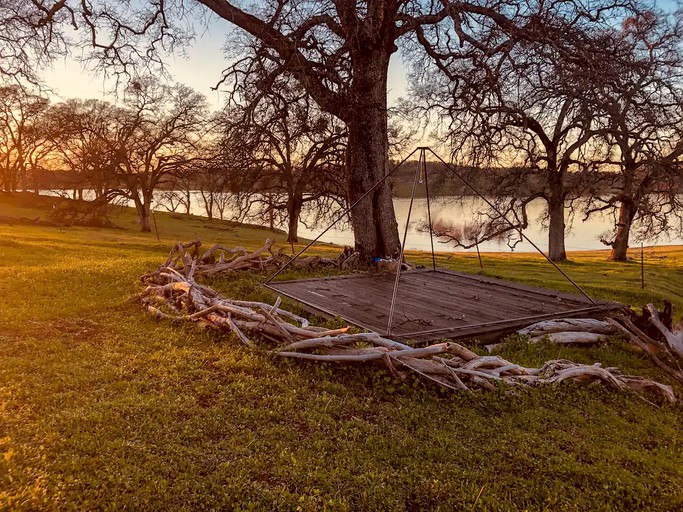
(141, 239, 413, 283)
(138, 241, 676, 404)
(515, 310, 683, 388)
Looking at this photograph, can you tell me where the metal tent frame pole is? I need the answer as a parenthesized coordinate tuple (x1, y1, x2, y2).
(423, 149, 437, 271)
(386, 148, 429, 336)
(265, 145, 596, 309)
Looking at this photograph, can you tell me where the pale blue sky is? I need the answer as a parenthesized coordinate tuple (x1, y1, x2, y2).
(42, 22, 408, 109)
(43, 1, 678, 109)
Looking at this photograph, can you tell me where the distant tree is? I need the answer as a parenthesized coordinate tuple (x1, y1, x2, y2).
(113, 79, 209, 232)
(198, 180, 231, 221)
(0, 85, 50, 192)
(583, 11, 683, 260)
(158, 166, 199, 215)
(46, 98, 123, 203)
(224, 81, 346, 243)
(426, 218, 518, 251)
(421, 217, 511, 268)
(413, 14, 624, 261)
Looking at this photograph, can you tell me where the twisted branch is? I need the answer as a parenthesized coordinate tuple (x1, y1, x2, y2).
(138, 240, 676, 404)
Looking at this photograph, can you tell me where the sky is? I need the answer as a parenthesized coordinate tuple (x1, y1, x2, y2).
(42, 20, 409, 111)
(42, 1, 679, 110)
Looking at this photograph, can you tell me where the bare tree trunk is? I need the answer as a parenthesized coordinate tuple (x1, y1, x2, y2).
(204, 196, 214, 220)
(29, 165, 39, 194)
(140, 204, 152, 232)
(132, 192, 152, 232)
(547, 195, 567, 262)
(184, 186, 192, 215)
(287, 197, 302, 243)
(18, 162, 28, 192)
(95, 200, 108, 219)
(609, 200, 636, 261)
(204, 193, 214, 220)
(346, 53, 400, 260)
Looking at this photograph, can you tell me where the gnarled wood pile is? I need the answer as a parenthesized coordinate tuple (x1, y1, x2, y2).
(141, 239, 413, 283)
(516, 308, 683, 389)
(138, 240, 677, 404)
(141, 238, 338, 281)
(518, 318, 618, 345)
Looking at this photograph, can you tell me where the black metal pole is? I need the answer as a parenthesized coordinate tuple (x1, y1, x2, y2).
(423, 149, 437, 271)
(265, 147, 422, 284)
(387, 154, 423, 336)
(475, 239, 483, 270)
(641, 242, 645, 289)
(151, 209, 160, 242)
(427, 148, 597, 305)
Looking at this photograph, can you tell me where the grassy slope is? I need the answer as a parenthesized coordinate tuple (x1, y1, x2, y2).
(1, 193, 682, 511)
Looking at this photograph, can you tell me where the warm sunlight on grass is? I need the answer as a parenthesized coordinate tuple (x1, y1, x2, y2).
(1, 193, 682, 510)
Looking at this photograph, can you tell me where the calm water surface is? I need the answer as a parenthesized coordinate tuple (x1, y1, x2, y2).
(49, 190, 683, 253)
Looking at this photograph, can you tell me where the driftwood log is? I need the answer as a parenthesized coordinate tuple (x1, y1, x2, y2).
(646, 304, 683, 358)
(518, 318, 618, 345)
(515, 307, 683, 389)
(138, 240, 676, 404)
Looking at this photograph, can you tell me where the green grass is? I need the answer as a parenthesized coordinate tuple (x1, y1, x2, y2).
(1, 192, 683, 511)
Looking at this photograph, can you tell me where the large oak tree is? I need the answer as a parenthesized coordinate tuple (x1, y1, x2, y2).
(583, 11, 683, 260)
(13, 1, 638, 257)
(223, 80, 346, 243)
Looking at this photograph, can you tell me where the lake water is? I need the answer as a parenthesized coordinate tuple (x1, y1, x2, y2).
(48, 190, 683, 253)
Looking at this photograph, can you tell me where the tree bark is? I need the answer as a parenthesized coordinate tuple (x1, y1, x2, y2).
(547, 194, 567, 262)
(185, 188, 192, 215)
(286, 196, 302, 243)
(609, 200, 636, 261)
(132, 192, 152, 232)
(17, 160, 28, 192)
(140, 206, 152, 232)
(345, 52, 400, 260)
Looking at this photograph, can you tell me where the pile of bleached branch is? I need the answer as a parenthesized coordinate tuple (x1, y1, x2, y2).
(141, 238, 335, 280)
(139, 240, 676, 404)
(515, 308, 683, 389)
(141, 239, 413, 283)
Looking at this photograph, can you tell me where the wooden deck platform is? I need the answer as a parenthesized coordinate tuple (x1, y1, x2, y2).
(266, 269, 621, 343)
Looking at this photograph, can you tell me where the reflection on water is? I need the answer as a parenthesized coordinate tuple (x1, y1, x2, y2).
(297, 196, 682, 252)
(46, 190, 683, 252)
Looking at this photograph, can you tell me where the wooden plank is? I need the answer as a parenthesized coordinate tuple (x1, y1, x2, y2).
(392, 305, 620, 342)
(266, 268, 620, 343)
(270, 276, 578, 330)
(394, 273, 571, 324)
(283, 273, 497, 335)
(433, 269, 596, 305)
(395, 305, 620, 344)
(397, 273, 569, 316)
(408, 271, 585, 310)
